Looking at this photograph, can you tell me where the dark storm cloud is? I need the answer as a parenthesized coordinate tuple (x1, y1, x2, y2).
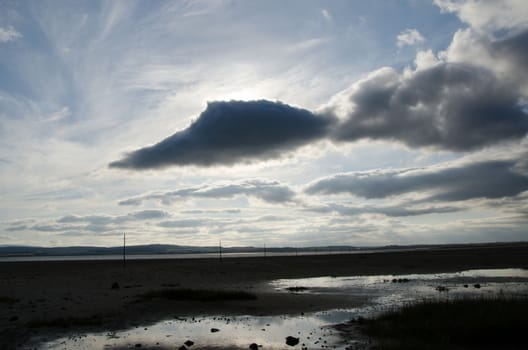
(306, 159, 528, 202)
(306, 203, 461, 217)
(110, 100, 334, 169)
(118, 179, 296, 205)
(328, 63, 528, 150)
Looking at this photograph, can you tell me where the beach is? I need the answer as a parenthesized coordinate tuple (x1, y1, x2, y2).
(1, 243, 527, 348)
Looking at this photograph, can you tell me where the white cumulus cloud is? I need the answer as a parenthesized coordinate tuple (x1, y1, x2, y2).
(397, 28, 425, 47)
(435, 0, 528, 34)
(0, 25, 21, 43)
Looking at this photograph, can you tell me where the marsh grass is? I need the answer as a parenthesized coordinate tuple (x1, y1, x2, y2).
(364, 296, 528, 349)
(139, 288, 257, 302)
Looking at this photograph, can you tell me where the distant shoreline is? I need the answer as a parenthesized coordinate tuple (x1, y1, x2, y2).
(0, 241, 524, 261)
(0, 247, 430, 262)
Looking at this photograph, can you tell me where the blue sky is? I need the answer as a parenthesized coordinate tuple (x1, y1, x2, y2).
(1, 0, 527, 247)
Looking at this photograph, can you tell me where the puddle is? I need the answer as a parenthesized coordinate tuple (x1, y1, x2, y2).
(29, 312, 360, 350)
(26, 268, 528, 349)
(271, 268, 528, 307)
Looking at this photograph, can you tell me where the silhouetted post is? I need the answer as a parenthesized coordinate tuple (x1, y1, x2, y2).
(219, 240, 222, 262)
(264, 243, 266, 257)
(123, 232, 126, 268)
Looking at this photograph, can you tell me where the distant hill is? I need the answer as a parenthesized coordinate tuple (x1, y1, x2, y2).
(0, 241, 525, 258)
(0, 244, 359, 257)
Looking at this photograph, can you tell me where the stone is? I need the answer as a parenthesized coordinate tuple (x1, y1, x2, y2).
(286, 336, 299, 346)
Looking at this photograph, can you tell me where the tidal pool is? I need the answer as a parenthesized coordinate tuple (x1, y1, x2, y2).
(271, 268, 528, 308)
(29, 312, 361, 350)
(28, 268, 528, 350)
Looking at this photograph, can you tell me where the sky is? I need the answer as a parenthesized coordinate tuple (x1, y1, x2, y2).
(0, 0, 527, 248)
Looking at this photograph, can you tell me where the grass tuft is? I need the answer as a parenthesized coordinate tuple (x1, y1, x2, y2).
(364, 296, 528, 349)
(139, 288, 257, 302)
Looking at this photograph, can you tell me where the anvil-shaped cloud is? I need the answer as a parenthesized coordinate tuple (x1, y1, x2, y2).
(110, 100, 334, 169)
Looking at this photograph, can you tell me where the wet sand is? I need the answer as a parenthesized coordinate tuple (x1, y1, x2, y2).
(1, 242, 527, 348)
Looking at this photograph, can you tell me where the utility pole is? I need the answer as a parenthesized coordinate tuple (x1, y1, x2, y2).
(123, 232, 126, 268)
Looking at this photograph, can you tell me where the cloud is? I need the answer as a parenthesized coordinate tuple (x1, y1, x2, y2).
(110, 100, 334, 169)
(305, 158, 528, 202)
(326, 61, 528, 151)
(445, 28, 528, 95)
(397, 28, 425, 47)
(6, 225, 28, 232)
(58, 210, 170, 225)
(321, 9, 332, 21)
(434, 0, 528, 34)
(0, 25, 22, 43)
(157, 219, 207, 228)
(118, 179, 296, 205)
(128, 209, 170, 220)
(108, 1, 528, 170)
(306, 203, 460, 217)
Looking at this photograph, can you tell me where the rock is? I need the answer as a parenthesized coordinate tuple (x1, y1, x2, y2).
(178, 346, 187, 350)
(249, 343, 259, 350)
(184, 340, 194, 347)
(9, 316, 18, 322)
(435, 285, 449, 292)
(134, 344, 142, 348)
(474, 283, 481, 289)
(210, 328, 220, 333)
(111, 282, 120, 289)
(286, 336, 300, 346)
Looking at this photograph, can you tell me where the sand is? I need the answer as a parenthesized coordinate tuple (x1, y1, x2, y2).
(1, 242, 527, 348)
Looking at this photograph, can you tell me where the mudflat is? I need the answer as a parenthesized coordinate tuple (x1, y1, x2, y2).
(1, 243, 527, 348)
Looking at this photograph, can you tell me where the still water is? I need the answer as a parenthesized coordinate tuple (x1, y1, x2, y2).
(28, 268, 528, 350)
